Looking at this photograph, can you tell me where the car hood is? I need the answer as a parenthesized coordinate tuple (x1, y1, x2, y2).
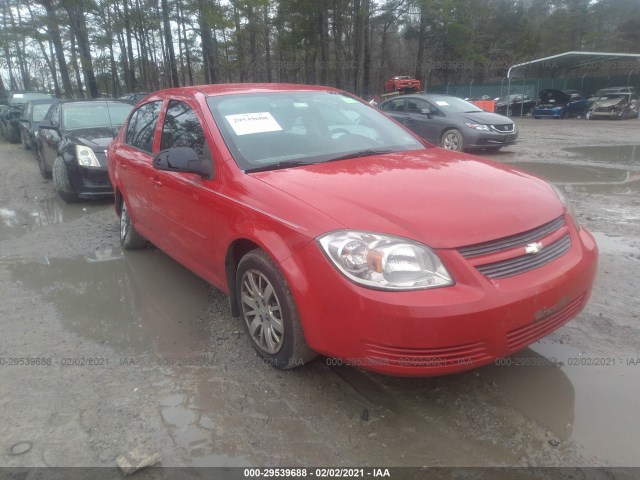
(593, 97, 628, 108)
(458, 111, 514, 125)
(68, 127, 121, 150)
(538, 89, 571, 105)
(251, 149, 563, 249)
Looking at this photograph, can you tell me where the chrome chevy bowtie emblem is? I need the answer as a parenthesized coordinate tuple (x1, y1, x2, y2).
(525, 242, 543, 254)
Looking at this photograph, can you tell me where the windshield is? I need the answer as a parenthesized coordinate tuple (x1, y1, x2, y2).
(33, 103, 54, 122)
(62, 103, 133, 129)
(429, 97, 483, 113)
(207, 91, 424, 171)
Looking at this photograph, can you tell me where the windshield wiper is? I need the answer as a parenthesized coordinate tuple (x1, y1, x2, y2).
(326, 149, 393, 162)
(245, 160, 311, 173)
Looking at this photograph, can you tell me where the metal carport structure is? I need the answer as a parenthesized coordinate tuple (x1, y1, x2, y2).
(505, 51, 640, 116)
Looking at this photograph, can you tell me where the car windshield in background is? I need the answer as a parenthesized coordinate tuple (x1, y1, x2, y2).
(33, 104, 53, 122)
(431, 97, 484, 114)
(207, 91, 424, 172)
(9, 93, 51, 104)
(62, 103, 133, 129)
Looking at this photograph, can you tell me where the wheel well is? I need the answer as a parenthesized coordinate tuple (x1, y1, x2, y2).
(225, 239, 261, 317)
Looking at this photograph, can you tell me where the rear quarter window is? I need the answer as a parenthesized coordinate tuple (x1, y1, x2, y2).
(125, 101, 162, 153)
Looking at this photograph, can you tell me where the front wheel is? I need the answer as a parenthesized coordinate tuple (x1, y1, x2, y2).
(236, 250, 316, 369)
(37, 148, 51, 179)
(53, 157, 79, 203)
(441, 129, 463, 151)
(120, 197, 147, 249)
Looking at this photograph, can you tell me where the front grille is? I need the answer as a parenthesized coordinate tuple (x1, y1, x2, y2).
(491, 124, 514, 133)
(364, 341, 492, 369)
(458, 216, 565, 258)
(476, 235, 571, 279)
(506, 293, 586, 351)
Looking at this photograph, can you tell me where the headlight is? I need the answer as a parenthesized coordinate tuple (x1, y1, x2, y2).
(550, 184, 578, 225)
(464, 123, 489, 131)
(317, 230, 454, 290)
(76, 145, 100, 167)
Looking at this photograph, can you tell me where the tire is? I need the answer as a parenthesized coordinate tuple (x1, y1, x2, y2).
(236, 249, 316, 369)
(8, 126, 20, 144)
(53, 157, 79, 203)
(37, 148, 51, 179)
(119, 197, 147, 249)
(21, 132, 31, 150)
(441, 129, 463, 151)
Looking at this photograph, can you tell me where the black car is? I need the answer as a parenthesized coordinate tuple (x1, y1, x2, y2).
(19, 98, 60, 151)
(379, 94, 518, 151)
(494, 94, 536, 116)
(118, 92, 150, 104)
(3, 91, 52, 143)
(36, 100, 134, 202)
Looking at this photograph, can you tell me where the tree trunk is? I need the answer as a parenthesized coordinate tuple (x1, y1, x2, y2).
(62, 0, 99, 97)
(161, 0, 179, 87)
(69, 32, 84, 97)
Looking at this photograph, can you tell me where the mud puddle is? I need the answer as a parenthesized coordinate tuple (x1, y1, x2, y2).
(525, 340, 640, 466)
(504, 162, 640, 194)
(0, 196, 111, 242)
(5, 248, 214, 356)
(564, 144, 640, 166)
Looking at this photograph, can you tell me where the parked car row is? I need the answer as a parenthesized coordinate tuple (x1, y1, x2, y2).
(1, 92, 135, 203)
(492, 86, 639, 120)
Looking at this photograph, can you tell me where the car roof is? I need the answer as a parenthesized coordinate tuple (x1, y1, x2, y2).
(142, 83, 344, 100)
(58, 99, 133, 106)
(25, 98, 60, 105)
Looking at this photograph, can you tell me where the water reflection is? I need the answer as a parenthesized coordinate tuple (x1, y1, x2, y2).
(504, 162, 640, 194)
(0, 196, 111, 242)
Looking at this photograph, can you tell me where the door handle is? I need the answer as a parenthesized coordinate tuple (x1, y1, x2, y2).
(403, 116, 414, 123)
(150, 176, 162, 188)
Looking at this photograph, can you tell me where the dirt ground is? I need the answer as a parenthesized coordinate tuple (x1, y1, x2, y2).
(0, 118, 639, 474)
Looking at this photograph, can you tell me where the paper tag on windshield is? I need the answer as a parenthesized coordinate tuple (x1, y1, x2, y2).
(435, 101, 449, 106)
(225, 112, 282, 136)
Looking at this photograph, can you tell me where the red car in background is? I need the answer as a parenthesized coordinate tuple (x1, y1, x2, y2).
(384, 76, 421, 93)
(107, 83, 597, 377)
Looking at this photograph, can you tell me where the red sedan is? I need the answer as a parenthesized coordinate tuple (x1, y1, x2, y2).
(107, 84, 597, 376)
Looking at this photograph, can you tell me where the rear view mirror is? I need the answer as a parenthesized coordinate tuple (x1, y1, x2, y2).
(153, 147, 213, 180)
(420, 108, 432, 117)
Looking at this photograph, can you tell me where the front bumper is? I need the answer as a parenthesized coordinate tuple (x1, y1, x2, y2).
(284, 221, 597, 376)
(533, 107, 563, 118)
(464, 128, 519, 149)
(67, 162, 113, 199)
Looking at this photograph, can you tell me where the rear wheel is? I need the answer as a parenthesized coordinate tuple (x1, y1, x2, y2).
(53, 157, 79, 203)
(441, 129, 463, 151)
(236, 249, 316, 369)
(120, 197, 147, 249)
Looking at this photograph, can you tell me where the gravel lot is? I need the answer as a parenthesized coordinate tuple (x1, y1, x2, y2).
(0, 117, 639, 474)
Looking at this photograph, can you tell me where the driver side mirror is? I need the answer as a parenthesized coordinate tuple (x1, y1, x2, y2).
(420, 107, 432, 118)
(39, 119, 57, 130)
(153, 147, 214, 180)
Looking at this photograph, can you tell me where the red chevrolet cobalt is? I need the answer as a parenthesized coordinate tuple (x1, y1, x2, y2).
(107, 84, 597, 376)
